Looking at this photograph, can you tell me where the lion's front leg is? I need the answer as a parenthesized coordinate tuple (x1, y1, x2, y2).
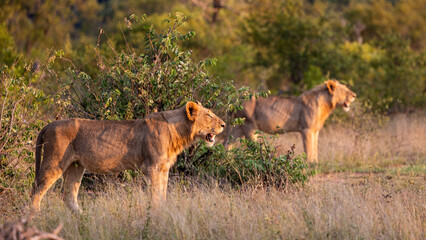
(313, 131, 319, 162)
(301, 129, 317, 163)
(148, 162, 171, 208)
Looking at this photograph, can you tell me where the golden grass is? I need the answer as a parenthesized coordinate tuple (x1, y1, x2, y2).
(31, 175, 424, 240)
(276, 111, 426, 173)
(1, 112, 425, 239)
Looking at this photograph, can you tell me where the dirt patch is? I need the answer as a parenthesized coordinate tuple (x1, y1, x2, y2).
(312, 172, 426, 191)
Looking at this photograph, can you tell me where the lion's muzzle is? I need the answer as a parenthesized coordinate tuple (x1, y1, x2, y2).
(343, 93, 356, 112)
(206, 125, 225, 143)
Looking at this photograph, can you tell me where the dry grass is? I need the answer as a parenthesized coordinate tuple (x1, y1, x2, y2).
(30, 175, 424, 240)
(1, 112, 425, 239)
(276, 111, 426, 173)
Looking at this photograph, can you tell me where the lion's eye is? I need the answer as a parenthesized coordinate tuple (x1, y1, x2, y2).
(207, 114, 212, 118)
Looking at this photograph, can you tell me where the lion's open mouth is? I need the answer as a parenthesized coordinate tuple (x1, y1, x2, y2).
(343, 101, 351, 111)
(206, 133, 216, 143)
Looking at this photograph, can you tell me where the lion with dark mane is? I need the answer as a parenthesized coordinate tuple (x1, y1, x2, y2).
(223, 80, 356, 162)
(31, 101, 225, 212)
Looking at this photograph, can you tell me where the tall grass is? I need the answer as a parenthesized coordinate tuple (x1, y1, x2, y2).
(276, 111, 426, 173)
(1, 112, 425, 239)
(32, 176, 424, 240)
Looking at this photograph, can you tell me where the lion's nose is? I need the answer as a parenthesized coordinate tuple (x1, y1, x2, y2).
(221, 123, 226, 128)
(353, 93, 357, 98)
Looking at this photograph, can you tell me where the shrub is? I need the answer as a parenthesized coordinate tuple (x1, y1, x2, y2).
(64, 13, 251, 120)
(0, 65, 46, 190)
(0, 58, 60, 218)
(175, 133, 312, 190)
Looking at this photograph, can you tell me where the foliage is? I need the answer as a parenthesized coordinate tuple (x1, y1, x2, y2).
(0, 0, 101, 55)
(324, 36, 425, 111)
(344, 0, 426, 50)
(2, 0, 425, 112)
(0, 60, 56, 192)
(0, 24, 18, 66)
(64, 13, 252, 120)
(242, 0, 336, 90)
(370, 35, 425, 110)
(242, 0, 426, 111)
(175, 133, 312, 189)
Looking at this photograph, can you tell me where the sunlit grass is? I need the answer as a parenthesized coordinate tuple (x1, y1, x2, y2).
(28, 175, 424, 240)
(276, 112, 426, 175)
(1, 113, 425, 239)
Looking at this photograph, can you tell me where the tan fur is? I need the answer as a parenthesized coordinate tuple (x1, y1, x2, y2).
(31, 101, 225, 212)
(223, 80, 356, 162)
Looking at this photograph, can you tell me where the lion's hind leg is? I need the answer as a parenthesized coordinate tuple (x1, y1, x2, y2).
(31, 165, 63, 212)
(31, 138, 75, 212)
(63, 162, 85, 213)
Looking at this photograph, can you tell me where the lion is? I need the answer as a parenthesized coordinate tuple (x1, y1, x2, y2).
(223, 80, 356, 162)
(31, 101, 225, 212)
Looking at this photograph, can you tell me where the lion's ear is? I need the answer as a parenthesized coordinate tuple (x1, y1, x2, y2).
(186, 101, 199, 121)
(325, 80, 336, 95)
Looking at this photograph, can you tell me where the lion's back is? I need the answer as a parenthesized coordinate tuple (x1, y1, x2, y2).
(252, 96, 302, 132)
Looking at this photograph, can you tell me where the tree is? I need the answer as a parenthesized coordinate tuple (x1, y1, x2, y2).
(242, 0, 339, 91)
(344, 0, 426, 50)
(0, 0, 101, 55)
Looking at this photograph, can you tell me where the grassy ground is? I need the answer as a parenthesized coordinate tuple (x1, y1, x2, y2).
(29, 174, 424, 240)
(1, 112, 425, 239)
(277, 111, 426, 175)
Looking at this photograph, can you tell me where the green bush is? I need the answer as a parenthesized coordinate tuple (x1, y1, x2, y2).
(64, 13, 250, 119)
(0, 61, 56, 193)
(174, 133, 312, 190)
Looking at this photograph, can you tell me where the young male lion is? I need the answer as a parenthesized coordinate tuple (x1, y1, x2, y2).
(223, 80, 356, 162)
(31, 101, 225, 212)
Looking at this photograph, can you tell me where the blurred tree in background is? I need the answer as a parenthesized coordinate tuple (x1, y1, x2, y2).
(344, 0, 426, 50)
(0, 0, 425, 112)
(0, 0, 101, 55)
(242, 0, 337, 90)
(241, 0, 425, 110)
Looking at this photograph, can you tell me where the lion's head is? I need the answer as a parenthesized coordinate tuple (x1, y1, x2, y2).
(325, 80, 356, 112)
(186, 101, 226, 146)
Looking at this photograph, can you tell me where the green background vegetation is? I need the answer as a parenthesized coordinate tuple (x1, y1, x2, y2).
(1, 0, 425, 111)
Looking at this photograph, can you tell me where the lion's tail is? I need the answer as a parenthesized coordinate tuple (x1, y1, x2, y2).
(34, 127, 47, 187)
